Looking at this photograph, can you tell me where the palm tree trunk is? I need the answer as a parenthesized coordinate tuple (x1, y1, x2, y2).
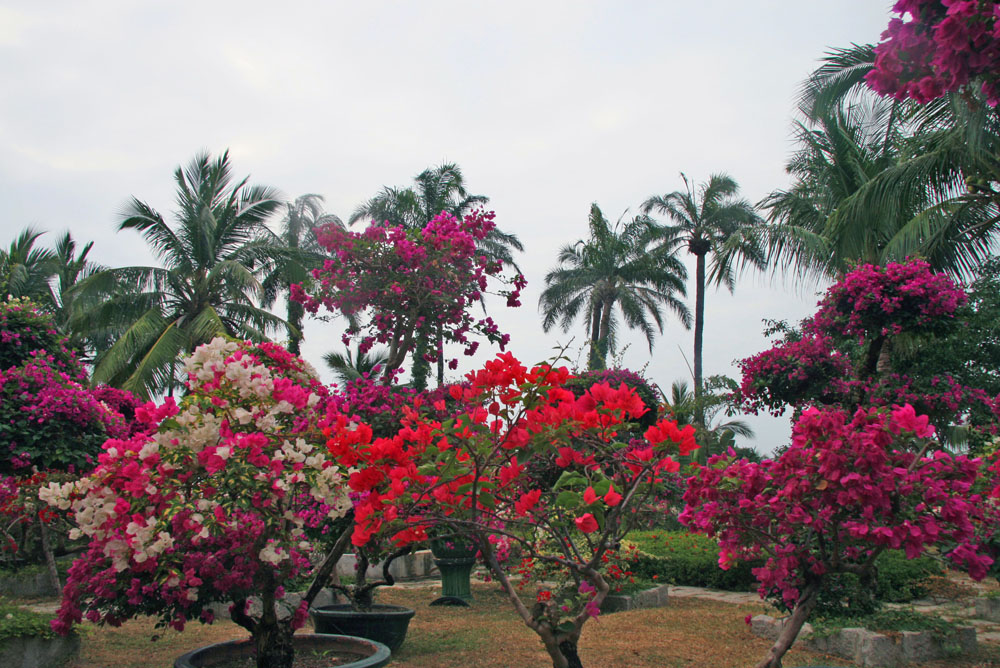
(286, 298, 304, 355)
(594, 299, 614, 370)
(588, 308, 602, 370)
(693, 252, 707, 427)
(436, 324, 445, 387)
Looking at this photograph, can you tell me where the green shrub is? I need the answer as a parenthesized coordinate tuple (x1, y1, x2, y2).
(812, 608, 961, 647)
(874, 550, 943, 602)
(0, 600, 61, 645)
(623, 530, 759, 592)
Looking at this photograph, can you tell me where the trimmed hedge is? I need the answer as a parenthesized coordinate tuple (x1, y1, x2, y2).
(623, 530, 759, 592)
(623, 531, 943, 604)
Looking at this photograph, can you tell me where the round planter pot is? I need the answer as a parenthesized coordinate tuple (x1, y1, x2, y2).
(310, 604, 415, 653)
(173, 633, 390, 668)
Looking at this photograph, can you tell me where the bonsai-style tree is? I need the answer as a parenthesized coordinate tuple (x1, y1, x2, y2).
(682, 403, 992, 668)
(42, 338, 355, 668)
(330, 352, 698, 668)
(293, 210, 525, 385)
(736, 259, 999, 437)
(0, 299, 141, 590)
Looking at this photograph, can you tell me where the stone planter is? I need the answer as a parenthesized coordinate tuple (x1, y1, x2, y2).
(600, 584, 670, 614)
(0, 634, 80, 668)
(0, 571, 59, 598)
(975, 596, 1000, 621)
(750, 614, 976, 667)
(336, 550, 435, 582)
(173, 633, 390, 668)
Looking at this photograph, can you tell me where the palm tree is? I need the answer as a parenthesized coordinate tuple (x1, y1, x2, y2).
(350, 163, 523, 388)
(764, 44, 1000, 281)
(642, 174, 764, 424)
(85, 151, 285, 398)
(47, 232, 106, 357)
(539, 203, 691, 370)
(661, 379, 756, 465)
(261, 194, 343, 355)
(0, 227, 55, 303)
(322, 346, 389, 386)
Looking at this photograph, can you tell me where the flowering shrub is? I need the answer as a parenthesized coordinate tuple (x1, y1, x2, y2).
(809, 260, 966, 343)
(330, 352, 698, 668)
(42, 338, 354, 668)
(866, 1, 1000, 105)
(734, 260, 1000, 437)
(0, 299, 81, 376)
(293, 210, 525, 379)
(737, 334, 851, 415)
(682, 403, 991, 668)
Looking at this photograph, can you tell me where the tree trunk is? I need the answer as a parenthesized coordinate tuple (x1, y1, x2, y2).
(436, 324, 445, 387)
(588, 306, 602, 370)
(593, 298, 614, 370)
(754, 579, 822, 668)
(411, 334, 431, 390)
(253, 618, 294, 668)
(39, 521, 61, 594)
(693, 252, 706, 427)
(286, 297, 304, 355)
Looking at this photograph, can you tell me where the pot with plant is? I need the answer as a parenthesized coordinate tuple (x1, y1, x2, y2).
(41, 338, 390, 668)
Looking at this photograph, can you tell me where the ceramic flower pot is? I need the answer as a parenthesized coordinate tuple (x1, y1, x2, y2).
(309, 605, 416, 653)
(429, 537, 478, 605)
(173, 633, 390, 668)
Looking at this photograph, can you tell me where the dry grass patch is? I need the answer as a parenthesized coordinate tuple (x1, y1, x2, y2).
(61, 583, 1000, 667)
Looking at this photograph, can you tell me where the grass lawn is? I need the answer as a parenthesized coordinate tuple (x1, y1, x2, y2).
(63, 584, 1000, 668)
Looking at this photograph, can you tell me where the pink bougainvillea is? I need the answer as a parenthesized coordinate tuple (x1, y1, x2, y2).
(292, 210, 525, 380)
(682, 403, 991, 668)
(866, 1, 1000, 105)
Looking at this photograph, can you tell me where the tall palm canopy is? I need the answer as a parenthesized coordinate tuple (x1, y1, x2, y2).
(85, 151, 285, 398)
(350, 163, 524, 388)
(642, 173, 764, 422)
(48, 232, 106, 355)
(539, 203, 691, 370)
(261, 194, 343, 355)
(0, 227, 55, 302)
(762, 44, 1000, 281)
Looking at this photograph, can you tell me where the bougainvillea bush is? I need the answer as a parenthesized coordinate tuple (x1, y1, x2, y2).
(330, 352, 698, 668)
(737, 260, 999, 438)
(866, 0, 1000, 105)
(293, 210, 525, 382)
(41, 338, 354, 668)
(682, 403, 991, 668)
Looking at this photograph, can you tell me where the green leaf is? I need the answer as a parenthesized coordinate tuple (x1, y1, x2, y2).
(553, 471, 586, 490)
(554, 490, 580, 508)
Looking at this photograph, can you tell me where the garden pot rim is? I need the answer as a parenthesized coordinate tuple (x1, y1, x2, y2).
(172, 632, 391, 668)
(309, 603, 416, 617)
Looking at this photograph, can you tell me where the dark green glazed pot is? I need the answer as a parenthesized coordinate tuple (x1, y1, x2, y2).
(173, 633, 390, 668)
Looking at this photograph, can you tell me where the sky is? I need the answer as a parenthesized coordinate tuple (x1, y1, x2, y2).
(0, 1, 895, 454)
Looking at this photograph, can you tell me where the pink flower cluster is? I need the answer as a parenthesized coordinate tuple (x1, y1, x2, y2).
(810, 259, 966, 343)
(0, 351, 136, 472)
(866, 1, 1000, 105)
(681, 404, 992, 609)
(737, 334, 852, 415)
(43, 338, 353, 634)
(292, 211, 525, 374)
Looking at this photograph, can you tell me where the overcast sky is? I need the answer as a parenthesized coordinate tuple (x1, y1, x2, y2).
(0, 1, 895, 453)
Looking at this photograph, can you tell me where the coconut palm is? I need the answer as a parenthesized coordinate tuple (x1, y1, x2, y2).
(351, 163, 523, 388)
(261, 194, 343, 355)
(0, 227, 55, 303)
(322, 345, 389, 386)
(764, 44, 1000, 282)
(642, 174, 764, 423)
(85, 151, 285, 398)
(46, 232, 108, 357)
(539, 203, 690, 370)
